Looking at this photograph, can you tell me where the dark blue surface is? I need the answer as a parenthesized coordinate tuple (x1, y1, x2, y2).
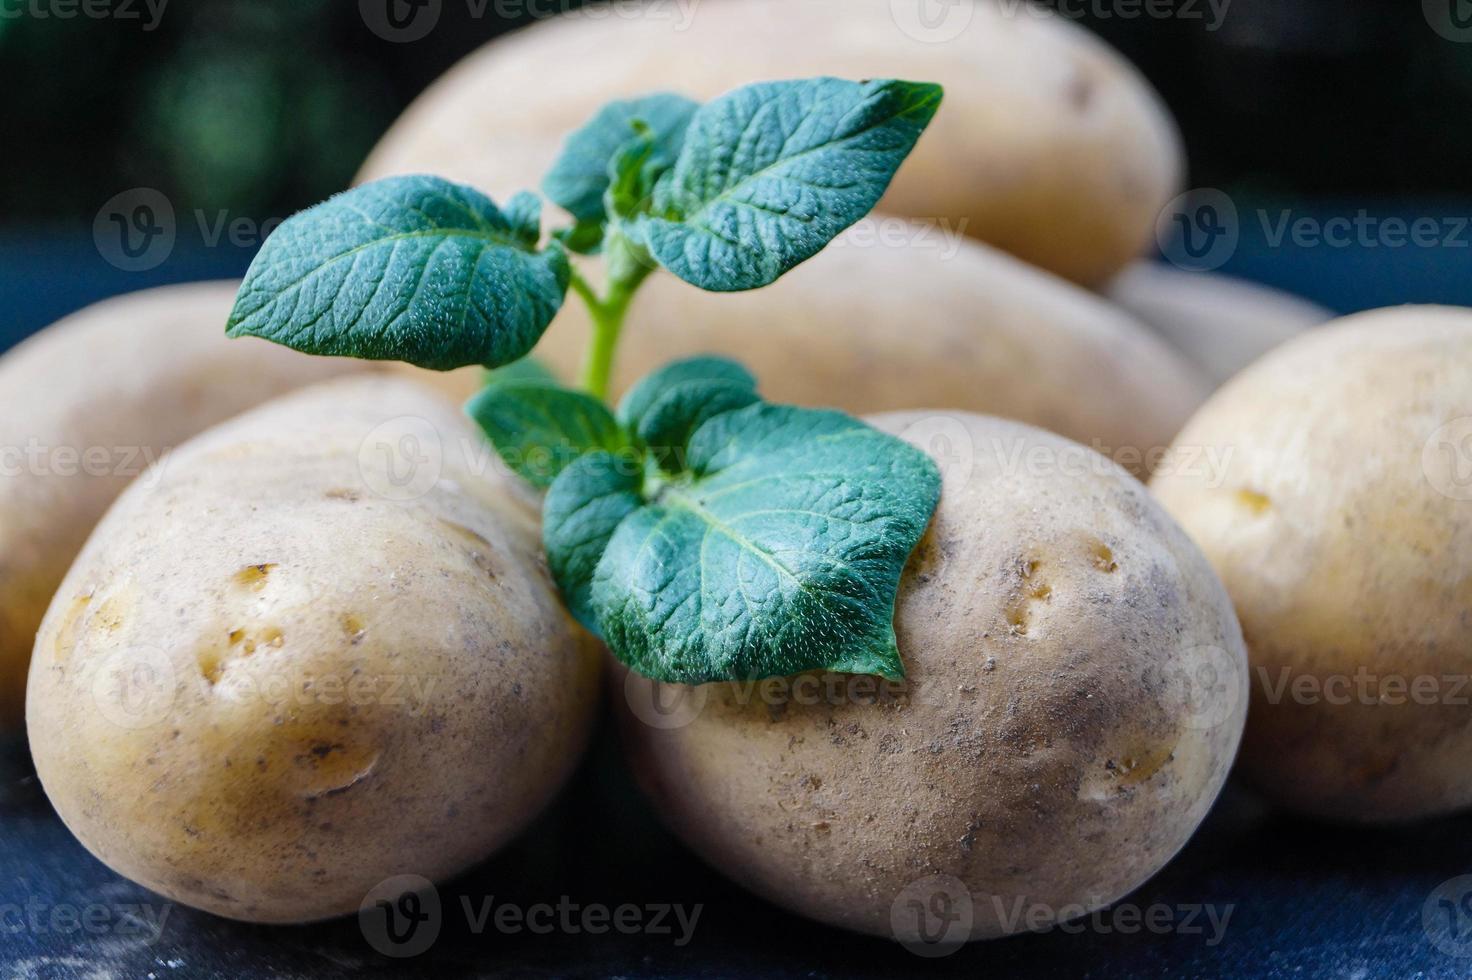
(4, 220, 1472, 978)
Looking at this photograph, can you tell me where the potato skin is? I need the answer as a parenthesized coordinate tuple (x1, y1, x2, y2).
(401, 230, 1208, 476)
(1109, 263, 1332, 385)
(359, 0, 1182, 286)
(1150, 308, 1472, 822)
(0, 282, 365, 730)
(27, 377, 598, 923)
(617, 412, 1246, 940)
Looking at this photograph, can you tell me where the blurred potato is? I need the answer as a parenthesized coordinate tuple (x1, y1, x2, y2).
(398, 227, 1209, 477)
(359, 0, 1183, 286)
(1109, 263, 1333, 385)
(0, 282, 365, 730)
(1151, 307, 1472, 822)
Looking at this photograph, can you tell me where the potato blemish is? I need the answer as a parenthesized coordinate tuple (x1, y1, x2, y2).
(440, 519, 502, 579)
(341, 614, 366, 645)
(1234, 489, 1272, 516)
(293, 742, 382, 800)
(1089, 541, 1119, 573)
(1003, 557, 1051, 635)
(53, 591, 94, 662)
(232, 564, 278, 591)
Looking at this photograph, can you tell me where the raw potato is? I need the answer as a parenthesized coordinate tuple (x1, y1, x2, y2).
(618, 411, 1247, 941)
(1151, 307, 1472, 823)
(1109, 263, 1333, 385)
(359, 0, 1183, 286)
(400, 229, 1209, 476)
(27, 377, 599, 923)
(0, 282, 364, 731)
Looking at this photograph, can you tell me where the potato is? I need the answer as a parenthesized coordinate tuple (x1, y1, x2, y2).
(1109, 263, 1333, 385)
(401, 229, 1209, 477)
(0, 282, 365, 731)
(1150, 307, 1472, 822)
(359, 0, 1183, 286)
(27, 377, 599, 923)
(617, 411, 1246, 941)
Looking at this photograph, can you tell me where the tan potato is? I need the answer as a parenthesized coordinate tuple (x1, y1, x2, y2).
(0, 282, 365, 731)
(617, 411, 1246, 942)
(1109, 263, 1333, 385)
(27, 377, 599, 923)
(400, 229, 1209, 477)
(359, 0, 1183, 286)
(1150, 307, 1472, 823)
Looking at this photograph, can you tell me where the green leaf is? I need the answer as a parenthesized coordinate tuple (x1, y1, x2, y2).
(227, 175, 570, 371)
(543, 451, 645, 633)
(502, 191, 544, 248)
(616, 355, 757, 429)
(467, 379, 630, 490)
(616, 356, 760, 463)
(542, 93, 700, 224)
(629, 78, 943, 292)
(543, 401, 942, 683)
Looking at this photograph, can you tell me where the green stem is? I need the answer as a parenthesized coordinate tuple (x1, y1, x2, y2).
(573, 234, 653, 400)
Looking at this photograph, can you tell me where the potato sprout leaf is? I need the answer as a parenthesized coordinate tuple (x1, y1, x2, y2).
(542, 93, 701, 224)
(615, 356, 761, 463)
(628, 78, 943, 292)
(616, 355, 757, 429)
(227, 175, 570, 371)
(467, 378, 629, 489)
(543, 381, 942, 683)
(543, 451, 644, 631)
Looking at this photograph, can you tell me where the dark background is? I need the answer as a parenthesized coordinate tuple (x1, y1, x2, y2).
(2, 0, 1472, 344)
(1, 0, 1465, 226)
